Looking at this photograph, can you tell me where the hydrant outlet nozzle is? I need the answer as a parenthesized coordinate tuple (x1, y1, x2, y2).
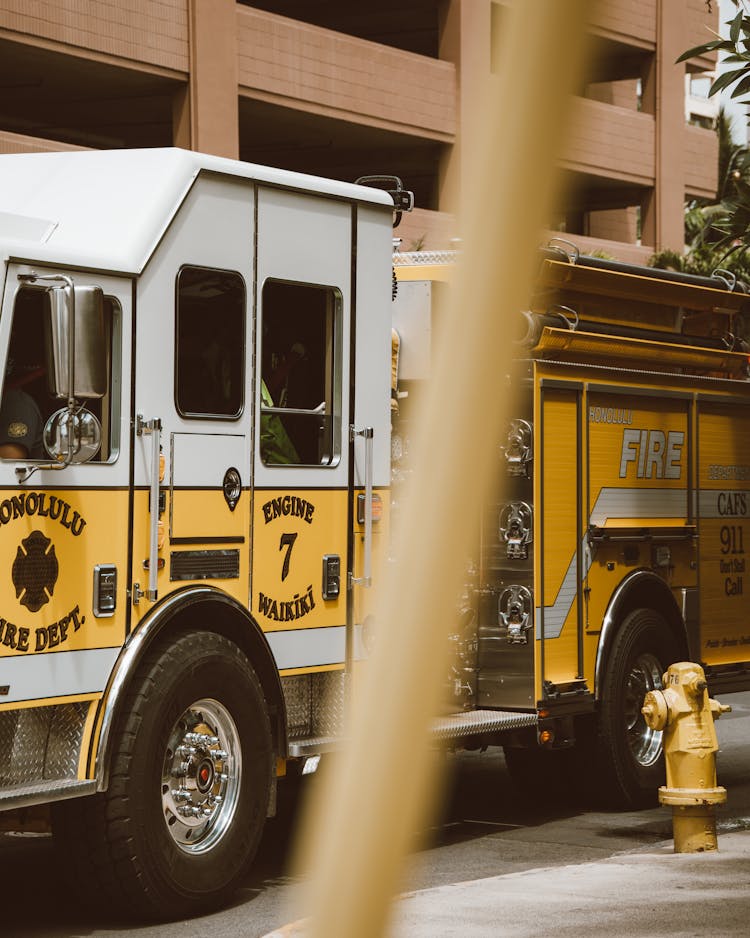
(641, 688, 669, 731)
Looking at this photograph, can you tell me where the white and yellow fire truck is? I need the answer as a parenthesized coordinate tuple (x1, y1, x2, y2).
(4, 146, 750, 920)
(392, 242, 750, 807)
(0, 148, 397, 918)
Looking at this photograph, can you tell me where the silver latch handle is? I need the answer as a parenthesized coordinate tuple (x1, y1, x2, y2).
(137, 415, 161, 601)
(351, 426, 374, 588)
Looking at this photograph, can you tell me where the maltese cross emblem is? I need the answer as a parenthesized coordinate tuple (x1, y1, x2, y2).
(12, 530, 59, 612)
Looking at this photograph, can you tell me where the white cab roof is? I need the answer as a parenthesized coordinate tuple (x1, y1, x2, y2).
(0, 148, 393, 274)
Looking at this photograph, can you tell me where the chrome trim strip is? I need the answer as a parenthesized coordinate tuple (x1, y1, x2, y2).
(590, 487, 687, 527)
(94, 586, 249, 791)
(268, 625, 346, 671)
(0, 646, 120, 705)
(593, 569, 669, 699)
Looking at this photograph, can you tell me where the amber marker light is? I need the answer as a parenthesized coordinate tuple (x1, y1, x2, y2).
(539, 729, 554, 746)
(357, 493, 383, 524)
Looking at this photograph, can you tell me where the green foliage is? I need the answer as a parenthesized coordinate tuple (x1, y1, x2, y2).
(677, 3, 749, 106)
(674, 1, 750, 251)
(650, 238, 750, 286)
(650, 107, 750, 286)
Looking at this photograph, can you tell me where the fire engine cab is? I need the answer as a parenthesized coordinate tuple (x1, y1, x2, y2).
(0, 148, 393, 918)
(392, 242, 750, 807)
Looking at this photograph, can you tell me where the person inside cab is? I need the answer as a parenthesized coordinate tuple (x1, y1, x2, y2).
(260, 341, 306, 465)
(0, 360, 44, 459)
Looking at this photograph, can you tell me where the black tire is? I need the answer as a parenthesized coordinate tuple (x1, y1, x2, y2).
(596, 608, 679, 809)
(52, 630, 273, 920)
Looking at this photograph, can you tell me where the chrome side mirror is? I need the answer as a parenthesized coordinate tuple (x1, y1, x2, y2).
(45, 284, 108, 400)
(43, 407, 102, 464)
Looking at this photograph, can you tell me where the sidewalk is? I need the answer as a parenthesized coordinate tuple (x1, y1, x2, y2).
(391, 829, 750, 937)
(263, 828, 750, 937)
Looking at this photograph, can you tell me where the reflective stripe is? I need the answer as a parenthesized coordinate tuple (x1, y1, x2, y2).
(267, 625, 346, 670)
(535, 538, 592, 640)
(590, 487, 687, 527)
(0, 646, 120, 704)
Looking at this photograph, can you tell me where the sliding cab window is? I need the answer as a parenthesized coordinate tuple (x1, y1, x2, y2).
(175, 266, 246, 419)
(260, 280, 341, 467)
(0, 285, 121, 463)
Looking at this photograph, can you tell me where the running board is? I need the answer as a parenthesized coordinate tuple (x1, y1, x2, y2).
(0, 779, 96, 811)
(287, 709, 537, 758)
(432, 708, 537, 741)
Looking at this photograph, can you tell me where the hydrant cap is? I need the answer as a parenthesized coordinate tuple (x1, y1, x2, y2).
(642, 688, 668, 730)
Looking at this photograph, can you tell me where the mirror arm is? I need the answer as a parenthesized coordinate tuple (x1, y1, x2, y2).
(14, 456, 69, 484)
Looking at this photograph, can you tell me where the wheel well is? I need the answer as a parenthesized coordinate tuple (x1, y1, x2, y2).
(95, 589, 286, 788)
(594, 570, 689, 699)
(167, 596, 286, 754)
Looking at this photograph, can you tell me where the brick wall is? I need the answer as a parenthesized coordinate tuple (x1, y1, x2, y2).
(397, 207, 456, 252)
(684, 123, 718, 200)
(0, 0, 188, 72)
(0, 129, 86, 153)
(236, 5, 456, 140)
(590, 0, 656, 45)
(543, 229, 653, 265)
(587, 207, 639, 244)
(563, 96, 655, 185)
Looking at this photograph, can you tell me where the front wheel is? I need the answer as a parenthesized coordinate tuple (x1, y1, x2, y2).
(596, 608, 679, 808)
(53, 630, 273, 920)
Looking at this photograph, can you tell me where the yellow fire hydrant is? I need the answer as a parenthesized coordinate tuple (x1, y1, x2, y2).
(641, 661, 731, 853)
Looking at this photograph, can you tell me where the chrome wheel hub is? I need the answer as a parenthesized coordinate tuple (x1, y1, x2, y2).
(161, 698, 241, 854)
(624, 652, 663, 767)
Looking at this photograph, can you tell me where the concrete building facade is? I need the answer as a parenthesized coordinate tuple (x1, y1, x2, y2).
(0, 0, 719, 262)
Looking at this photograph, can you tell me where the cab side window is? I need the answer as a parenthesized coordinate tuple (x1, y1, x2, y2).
(260, 280, 341, 466)
(0, 287, 120, 462)
(175, 267, 245, 419)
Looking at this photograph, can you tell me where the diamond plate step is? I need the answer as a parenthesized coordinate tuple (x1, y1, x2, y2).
(287, 709, 537, 757)
(0, 779, 96, 811)
(431, 708, 537, 741)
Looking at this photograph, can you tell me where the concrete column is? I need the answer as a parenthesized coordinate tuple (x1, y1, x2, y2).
(438, 0, 492, 220)
(645, 0, 686, 252)
(173, 0, 239, 159)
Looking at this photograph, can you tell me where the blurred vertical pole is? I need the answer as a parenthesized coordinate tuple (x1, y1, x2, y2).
(295, 3, 596, 937)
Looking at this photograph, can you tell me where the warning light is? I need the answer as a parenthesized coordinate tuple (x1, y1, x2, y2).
(539, 729, 554, 745)
(357, 493, 383, 524)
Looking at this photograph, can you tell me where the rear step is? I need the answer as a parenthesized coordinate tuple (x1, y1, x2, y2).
(432, 708, 537, 741)
(287, 709, 537, 758)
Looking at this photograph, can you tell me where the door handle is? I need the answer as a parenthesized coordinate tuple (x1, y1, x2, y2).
(350, 425, 374, 588)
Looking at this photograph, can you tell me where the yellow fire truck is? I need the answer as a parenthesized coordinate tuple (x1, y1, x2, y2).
(392, 242, 750, 808)
(0, 148, 396, 918)
(3, 146, 750, 920)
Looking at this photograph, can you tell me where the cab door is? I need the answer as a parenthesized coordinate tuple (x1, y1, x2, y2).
(0, 269, 131, 712)
(252, 187, 352, 675)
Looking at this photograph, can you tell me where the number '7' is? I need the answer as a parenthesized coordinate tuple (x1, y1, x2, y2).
(279, 532, 298, 582)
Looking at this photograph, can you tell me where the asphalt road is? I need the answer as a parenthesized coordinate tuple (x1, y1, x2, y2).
(2, 690, 748, 938)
